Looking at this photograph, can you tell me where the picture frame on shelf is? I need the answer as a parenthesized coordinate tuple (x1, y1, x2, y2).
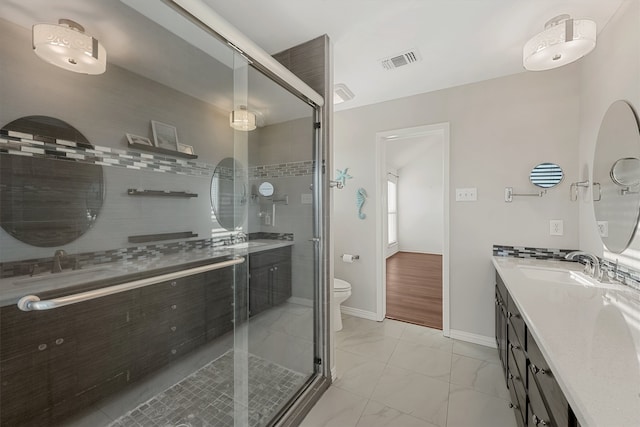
(151, 120, 179, 150)
(177, 143, 194, 155)
(126, 133, 153, 146)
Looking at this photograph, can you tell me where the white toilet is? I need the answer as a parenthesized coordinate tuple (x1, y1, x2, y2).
(333, 278, 352, 331)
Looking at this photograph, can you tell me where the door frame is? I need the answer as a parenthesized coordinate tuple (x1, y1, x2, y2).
(374, 123, 450, 336)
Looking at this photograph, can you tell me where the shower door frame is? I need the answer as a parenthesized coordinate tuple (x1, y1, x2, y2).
(163, 0, 332, 424)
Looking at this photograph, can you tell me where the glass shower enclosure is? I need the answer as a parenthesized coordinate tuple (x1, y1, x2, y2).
(0, 0, 327, 425)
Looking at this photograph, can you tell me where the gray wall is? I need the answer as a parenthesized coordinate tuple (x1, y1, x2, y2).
(0, 19, 233, 261)
(334, 66, 581, 339)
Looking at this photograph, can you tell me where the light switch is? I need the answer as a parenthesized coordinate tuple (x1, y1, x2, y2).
(455, 188, 477, 202)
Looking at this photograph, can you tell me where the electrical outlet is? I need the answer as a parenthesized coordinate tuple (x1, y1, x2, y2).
(455, 187, 477, 202)
(301, 193, 313, 204)
(597, 221, 609, 237)
(550, 220, 564, 236)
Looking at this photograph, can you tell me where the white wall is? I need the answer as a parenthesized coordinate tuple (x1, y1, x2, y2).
(578, 0, 640, 270)
(334, 67, 580, 338)
(398, 143, 443, 254)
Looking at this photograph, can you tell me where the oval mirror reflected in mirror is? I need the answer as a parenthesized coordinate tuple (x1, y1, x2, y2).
(0, 116, 105, 247)
(530, 163, 564, 188)
(210, 157, 247, 231)
(593, 100, 640, 254)
(258, 182, 274, 197)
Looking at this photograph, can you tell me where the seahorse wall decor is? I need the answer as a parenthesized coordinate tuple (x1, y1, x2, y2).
(356, 187, 367, 220)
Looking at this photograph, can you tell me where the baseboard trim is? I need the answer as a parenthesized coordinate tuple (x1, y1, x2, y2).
(340, 306, 378, 321)
(287, 297, 313, 307)
(449, 329, 496, 348)
(331, 366, 337, 382)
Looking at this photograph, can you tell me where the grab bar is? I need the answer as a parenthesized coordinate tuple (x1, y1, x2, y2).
(17, 257, 245, 312)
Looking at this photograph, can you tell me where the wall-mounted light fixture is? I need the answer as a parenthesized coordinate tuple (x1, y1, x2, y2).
(229, 106, 256, 131)
(523, 14, 596, 71)
(32, 19, 106, 75)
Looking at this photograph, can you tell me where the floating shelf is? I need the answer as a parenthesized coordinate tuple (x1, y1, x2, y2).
(128, 142, 198, 159)
(128, 231, 198, 244)
(127, 189, 198, 198)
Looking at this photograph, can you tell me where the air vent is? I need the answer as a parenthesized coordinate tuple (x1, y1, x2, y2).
(380, 49, 422, 70)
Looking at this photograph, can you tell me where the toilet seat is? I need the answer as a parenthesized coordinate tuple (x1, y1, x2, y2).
(334, 278, 351, 292)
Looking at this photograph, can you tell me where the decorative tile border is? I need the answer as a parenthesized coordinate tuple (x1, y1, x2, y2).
(493, 244, 640, 291)
(0, 232, 294, 279)
(249, 161, 314, 178)
(492, 245, 577, 260)
(1, 133, 314, 179)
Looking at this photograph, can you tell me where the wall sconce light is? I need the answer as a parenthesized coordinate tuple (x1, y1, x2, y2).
(229, 106, 257, 131)
(32, 19, 106, 75)
(523, 14, 596, 71)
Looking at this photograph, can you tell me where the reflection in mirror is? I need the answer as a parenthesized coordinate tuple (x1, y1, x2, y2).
(0, 116, 104, 247)
(593, 100, 640, 254)
(530, 162, 564, 188)
(258, 182, 275, 197)
(210, 157, 247, 231)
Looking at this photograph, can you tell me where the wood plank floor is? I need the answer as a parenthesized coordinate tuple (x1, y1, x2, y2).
(386, 252, 442, 329)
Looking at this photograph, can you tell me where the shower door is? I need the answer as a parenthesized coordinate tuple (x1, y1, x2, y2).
(0, 1, 324, 426)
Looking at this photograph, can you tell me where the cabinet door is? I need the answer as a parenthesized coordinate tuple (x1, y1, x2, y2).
(271, 255, 292, 306)
(249, 264, 272, 316)
(204, 266, 235, 340)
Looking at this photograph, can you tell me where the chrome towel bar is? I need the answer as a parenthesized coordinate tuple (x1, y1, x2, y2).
(17, 257, 245, 312)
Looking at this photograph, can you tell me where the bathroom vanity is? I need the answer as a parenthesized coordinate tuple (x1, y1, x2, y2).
(0, 243, 292, 426)
(494, 256, 640, 427)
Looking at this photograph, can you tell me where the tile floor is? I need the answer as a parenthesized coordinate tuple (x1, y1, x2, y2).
(301, 315, 517, 427)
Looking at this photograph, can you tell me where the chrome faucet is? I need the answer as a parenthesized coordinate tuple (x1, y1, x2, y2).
(565, 251, 601, 279)
(52, 249, 67, 273)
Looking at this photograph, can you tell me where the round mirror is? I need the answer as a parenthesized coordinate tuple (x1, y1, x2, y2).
(0, 116, 104, 247)
(593, 100, 640, 254)
(530, 162, 564, 188)
(210, 157, 247, 230)
(258, 182, 274, 197)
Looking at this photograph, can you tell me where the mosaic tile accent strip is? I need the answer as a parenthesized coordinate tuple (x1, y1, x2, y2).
(493, 244, 640, 291)
(108, 350, 307, 427)
(0, 135, 211, 177)
(492, 245, 577, 260)
(249, 161, 314, 178)
(1, 134, 314, 180)
(0, 232, 293, 279)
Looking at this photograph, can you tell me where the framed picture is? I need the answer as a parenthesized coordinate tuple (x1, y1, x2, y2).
(177, 143, 194, 155)
(126, 133, 153, 146)
(151, 120, 179, 150)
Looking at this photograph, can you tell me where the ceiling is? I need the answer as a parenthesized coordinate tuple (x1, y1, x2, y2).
(201, 0, 624, 111)
(0, 0, 625, 119)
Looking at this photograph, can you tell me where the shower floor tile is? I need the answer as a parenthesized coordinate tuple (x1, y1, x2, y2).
(108, 350, 307, 427)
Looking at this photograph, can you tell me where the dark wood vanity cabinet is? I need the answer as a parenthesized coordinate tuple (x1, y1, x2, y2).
(495, 271, 578, 427)
(248, 246, 292, 316)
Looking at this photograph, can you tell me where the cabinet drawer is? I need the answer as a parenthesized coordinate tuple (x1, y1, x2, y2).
(507, 294, 526, 349)
(508, 322, 526, 380)
(529, 376, 554, 426)
(249, 246, 291, 268)
(528, 330, 569, 427)
(508, 377, 527, 427)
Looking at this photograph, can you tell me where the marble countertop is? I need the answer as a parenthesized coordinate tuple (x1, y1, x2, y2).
(0, 239, 294, 307)
(492, 256, 640, 427)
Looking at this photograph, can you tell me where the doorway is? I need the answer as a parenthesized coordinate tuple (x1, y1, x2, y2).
(375, 124, 450, 335)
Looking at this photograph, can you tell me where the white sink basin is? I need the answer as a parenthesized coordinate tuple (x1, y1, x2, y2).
(13, 266, 115, 286)
(226, 241, 269, 249)
(517, 265, 627, 290)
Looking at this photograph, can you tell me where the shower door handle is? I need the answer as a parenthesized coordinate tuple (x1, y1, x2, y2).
(17, 257, 245, 311)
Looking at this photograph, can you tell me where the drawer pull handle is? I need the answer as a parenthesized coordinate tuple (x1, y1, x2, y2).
(531, 364, 548, 375)
(171, 349, 177, 355)
(38, 344, 47, 351)
(532, 414, 549, 425)
(509, 343, 520, 350)
(171, 304, 177, 310)
(508, 402, 519, 410)
(507, 312, 520, 319)
(170, 326, 177, 332)
(508, 372, 520, 381)
(55, 338, 64, 345)
(170, 281, 177, 287)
